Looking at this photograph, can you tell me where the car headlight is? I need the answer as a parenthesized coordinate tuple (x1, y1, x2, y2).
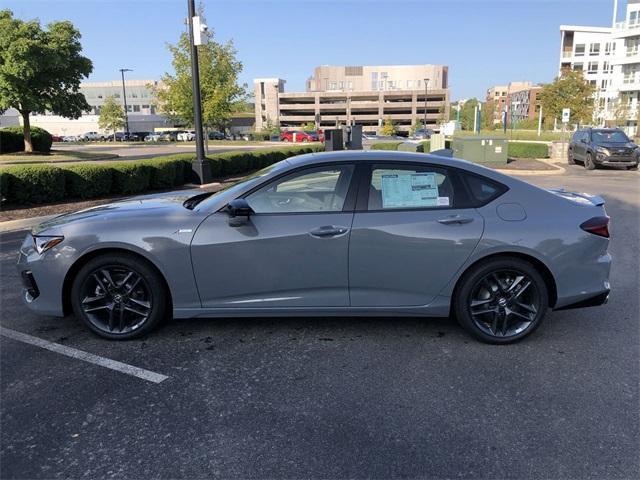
(33, 235, 64, 255)
(596, 146, 610, 156)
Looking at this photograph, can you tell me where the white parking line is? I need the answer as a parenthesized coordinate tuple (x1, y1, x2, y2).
(0, 327, 169, 384)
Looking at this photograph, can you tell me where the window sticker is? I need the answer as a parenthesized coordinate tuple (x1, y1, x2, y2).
(437, 196, 450, 206)
(381, 172, 439, 208)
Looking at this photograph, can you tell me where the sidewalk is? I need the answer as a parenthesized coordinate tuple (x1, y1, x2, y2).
(0, 214, 57, 233)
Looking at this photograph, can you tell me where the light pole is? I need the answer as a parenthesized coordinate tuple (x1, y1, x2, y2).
(119, 68, 132, 138)
(187, 0, 210, 184)
(423, 78, 430, 131)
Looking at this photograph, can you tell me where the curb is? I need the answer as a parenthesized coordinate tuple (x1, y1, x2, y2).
(496, 158, 566, 176)
(0, 214, 57, 234)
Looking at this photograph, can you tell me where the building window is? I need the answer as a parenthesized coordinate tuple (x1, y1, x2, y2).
(407, 80, 413, 89)
(626, 37, 639, 56)
(574, 43, 585, 56)
(133, 105, 140, 112)
(347, 81, 353, 90)
(605, 42, 616, 55)
(601, 79, 608, 89)
(589, 43, 600, 56)
(573, 62, 584, 71)
(338, 81, 344, 89)
(371, 72, 378, 90)
(630, 11, 638, 26)
(587, 62, 598, 73)
(329, 81, 337, 90)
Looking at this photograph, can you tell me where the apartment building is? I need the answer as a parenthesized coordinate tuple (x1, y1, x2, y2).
(558, 0, 640, 133)
(508, 86, 543, 123)
(485, 82, 533, 124)
(255, 65, 450, 135)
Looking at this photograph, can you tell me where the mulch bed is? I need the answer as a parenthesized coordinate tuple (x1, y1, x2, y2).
(499, 158, 556, 170)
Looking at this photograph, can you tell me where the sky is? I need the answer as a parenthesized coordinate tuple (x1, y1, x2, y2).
(4, 0, 620, 100)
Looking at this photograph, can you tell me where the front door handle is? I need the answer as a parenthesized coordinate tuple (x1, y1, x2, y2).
(309, 225, 349, 238)
(437, 215, 474, 225)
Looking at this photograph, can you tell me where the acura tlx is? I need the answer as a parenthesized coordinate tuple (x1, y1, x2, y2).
(17, 151, 611, 344)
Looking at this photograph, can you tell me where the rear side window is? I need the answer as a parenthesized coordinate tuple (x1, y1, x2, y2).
(462, 173, 507, 207)
(368, 165, 455, 210)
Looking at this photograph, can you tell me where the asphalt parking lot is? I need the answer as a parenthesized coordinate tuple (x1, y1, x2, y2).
(1, 165, 638, 479)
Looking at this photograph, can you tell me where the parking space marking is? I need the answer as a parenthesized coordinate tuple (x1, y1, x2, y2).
(0, 327, 169, 384)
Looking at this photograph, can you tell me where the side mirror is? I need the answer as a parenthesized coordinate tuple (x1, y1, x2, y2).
(226, 198, 253, 226)
(580, 138, 588, 144)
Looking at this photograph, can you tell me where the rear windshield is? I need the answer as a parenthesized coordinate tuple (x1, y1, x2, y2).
(592, 130, 629, 143)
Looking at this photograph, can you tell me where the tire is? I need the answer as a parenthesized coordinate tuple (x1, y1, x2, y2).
(71, 253, 169, 340)
(282, 138, 289, 143)
(567, 148, 575, 165)
(453, 257, 549, 344)
(628, 164, 638, 170)
(584, 152, 596, 170)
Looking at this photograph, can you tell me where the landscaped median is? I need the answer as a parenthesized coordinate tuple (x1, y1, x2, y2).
(371, 140, 549, 159)
(0, 144, 323, 205)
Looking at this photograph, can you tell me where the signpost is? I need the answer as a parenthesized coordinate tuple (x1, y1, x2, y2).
(561, 108, 570, 159)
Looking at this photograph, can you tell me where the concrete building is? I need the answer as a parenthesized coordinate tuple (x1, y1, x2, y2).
(1, 80, 171, 136)
(255, 65, 450, 135)
(558, 0, 640, 133)
(485, 82, 532, 124)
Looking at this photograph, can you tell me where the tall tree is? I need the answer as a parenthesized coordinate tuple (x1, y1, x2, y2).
(457, 98, 481, 131)
(539, 70, 595, 127)
(155, 11, 246, 130)
(0, 10, 92, 152)
(98, 96, 125, 141)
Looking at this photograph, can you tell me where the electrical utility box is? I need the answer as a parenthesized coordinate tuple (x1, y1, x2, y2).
(343, 125, 363, 150)
(324, 129, 344, 151)
(452, 136, 508, 165)
(429, 133, 446, 152)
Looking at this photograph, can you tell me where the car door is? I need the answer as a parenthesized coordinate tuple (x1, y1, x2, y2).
(191, 164, 356, 308)
(574, 131, 587, 161)
(348, 163, 484, 307)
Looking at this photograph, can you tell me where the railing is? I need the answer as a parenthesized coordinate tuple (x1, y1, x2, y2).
(614, 20, 640, 30)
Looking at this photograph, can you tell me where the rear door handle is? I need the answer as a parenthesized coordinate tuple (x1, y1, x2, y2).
(309, 225, 349, 237)
(437, 215, 474, 225)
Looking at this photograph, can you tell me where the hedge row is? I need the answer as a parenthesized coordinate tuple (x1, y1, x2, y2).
(371, 139, 452, 153)
(0, 145, 323, 205)
(370, 142, 403, 151)
(507, 142, 549, 158)
(0, 126, 53, 154)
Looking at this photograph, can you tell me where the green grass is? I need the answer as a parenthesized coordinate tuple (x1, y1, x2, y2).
(0, 149, 119, 164)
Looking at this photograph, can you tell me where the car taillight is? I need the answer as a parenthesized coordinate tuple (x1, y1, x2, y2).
(580, 216, 610, 238)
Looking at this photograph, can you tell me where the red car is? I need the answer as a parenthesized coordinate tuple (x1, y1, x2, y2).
(280, 131, 320, 143)
(51, 135, 64, 142)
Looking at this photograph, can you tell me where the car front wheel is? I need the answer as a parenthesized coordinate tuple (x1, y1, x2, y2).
(584, 152, 596, 170)
(454, 257, 549, 344)
(567, 148, 575, 164)
(71, 253, 168, 340)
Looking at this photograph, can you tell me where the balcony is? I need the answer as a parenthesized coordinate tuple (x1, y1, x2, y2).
(612, 20, 640, 38)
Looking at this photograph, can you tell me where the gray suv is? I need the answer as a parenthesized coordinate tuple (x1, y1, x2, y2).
(568, 127, 638, 170)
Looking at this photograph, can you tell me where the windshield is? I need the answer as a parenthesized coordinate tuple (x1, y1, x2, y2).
(592, 130, 630, 143)
(190, 159, 291, 210)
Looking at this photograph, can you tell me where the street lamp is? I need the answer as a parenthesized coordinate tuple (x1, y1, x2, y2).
(423, 78, 430, 131)
(186, 0, 210, 184)
(119, 68, 132, 137)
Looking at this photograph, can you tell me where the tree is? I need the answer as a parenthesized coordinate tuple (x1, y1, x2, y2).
(381, 117, 397, 136)
(0, 10, 92, 152)
(458, 98, 481, 131)
(410, 119, 425, 135)
(539, 70, 595, 127)
(301, 122, 316, 132)
(98, 96, 125, 140)
(155, 9, 246, 130)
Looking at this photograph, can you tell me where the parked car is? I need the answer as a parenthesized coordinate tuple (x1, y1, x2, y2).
(51, 135, 64, 142)
(18, 151, 611, 344)
(132, 132, 151, 141)
(568, 127, 639, 170)
(81, 131, 104, 141)
(280, 130, 320, 143)
(208, 130, 225, 140)
(144, 133, 163, 142)
(177, 131, 195, 142)
(160, 131, 183, 142)
(62, 135, 80, 142)
(411, 128, 435, 140)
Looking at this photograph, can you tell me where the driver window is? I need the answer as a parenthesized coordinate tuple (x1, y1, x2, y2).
(245, 165, 354, 213)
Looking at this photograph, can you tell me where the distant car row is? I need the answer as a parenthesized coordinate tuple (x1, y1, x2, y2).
(52, 130, 228, 143)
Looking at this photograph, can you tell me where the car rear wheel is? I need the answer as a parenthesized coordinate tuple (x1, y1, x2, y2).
(567, 149, 575, 164)
(282, 138, 289, 143)
(454, 258, 548, 344)
(71, 253, 168, 340)
(584, 152, 596, 170)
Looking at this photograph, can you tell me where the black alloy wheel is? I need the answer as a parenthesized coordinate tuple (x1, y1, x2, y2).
(71, 253, 167, 340)
(585, 152, 596, 170)
(454, 258, 549, 344)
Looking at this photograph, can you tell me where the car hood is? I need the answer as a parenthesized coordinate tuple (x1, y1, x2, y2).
(598, 142, 636, 149)
(32, 189, 202, 234)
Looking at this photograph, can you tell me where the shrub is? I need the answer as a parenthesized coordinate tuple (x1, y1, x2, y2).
(1, 165, 65, 204)
(397, 142, 425, 153)
(370, 142, 402, 151)
(0, 126, 53, 153)
(64, 165, 113, 199)
(110, 162, 152, 194)
(0, 144, 324, 205)
(508, 142, 549, 158)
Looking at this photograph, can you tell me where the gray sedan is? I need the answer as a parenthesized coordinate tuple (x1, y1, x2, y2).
(17, 151, 612, 344)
